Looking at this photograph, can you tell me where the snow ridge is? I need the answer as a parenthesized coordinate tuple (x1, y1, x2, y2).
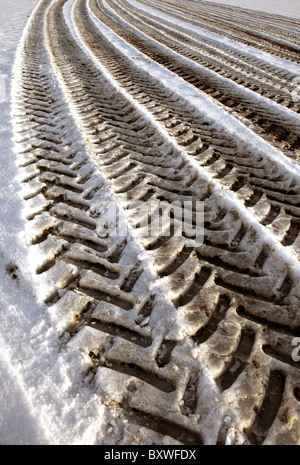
(3, 0, 300, 445)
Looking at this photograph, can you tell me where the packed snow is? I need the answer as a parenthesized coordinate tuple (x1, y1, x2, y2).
(1, 0, 300, 446)
(0, 0, 119, 445)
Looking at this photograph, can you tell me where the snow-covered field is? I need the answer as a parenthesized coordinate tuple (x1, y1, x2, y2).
(0, 0, 120, 446)
(205, 0, 300, 20)
(1, 0, 300, 446)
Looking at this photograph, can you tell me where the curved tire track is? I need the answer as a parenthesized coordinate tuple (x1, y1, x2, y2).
(12, 0, 300, 445)
(140, 0, 300, 63)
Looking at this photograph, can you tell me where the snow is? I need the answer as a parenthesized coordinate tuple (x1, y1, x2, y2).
(0, 0, 43, 445)
(63, 0, 300, 310)
(1, 0, 300, 446)
(86, 1, 300, 188)
(106, 0, 300, 162)
(204, 0, 300, 20)
(128, 0, 300, 76)
(0, 0, 120, 445)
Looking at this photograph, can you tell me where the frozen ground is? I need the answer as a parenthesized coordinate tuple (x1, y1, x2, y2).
(1, 0, 300, 446)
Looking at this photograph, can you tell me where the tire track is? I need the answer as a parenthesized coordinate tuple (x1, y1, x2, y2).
(12, 0, 300, 445)
(140, 0, 300, 63)
(112, 0, 299, 113)
(79, 0, 300, 260)
(95, 0, 300, 160)
(134, 0, 300, 81)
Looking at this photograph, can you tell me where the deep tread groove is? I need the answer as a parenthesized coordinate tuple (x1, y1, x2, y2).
(216, 329, 256, 391)
(247, 370, 285, 445)
(12, 0, 300, 445)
